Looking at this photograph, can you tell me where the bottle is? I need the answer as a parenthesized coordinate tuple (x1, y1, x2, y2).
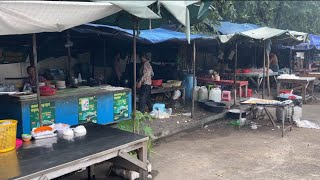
(78, 73, 82, 84)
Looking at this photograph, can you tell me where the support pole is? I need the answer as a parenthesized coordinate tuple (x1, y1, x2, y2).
(267, 50, 270, 97)
(191, 41, 196, 118)
(262, 43, 266, 99)
(289, 49, 292, 74)
(233, 43, 238, 106)
(103, 39, 107, 83)
(32, 34, 43, 126)
(133, 21, 137, 133)
(66, 31, 72, 83)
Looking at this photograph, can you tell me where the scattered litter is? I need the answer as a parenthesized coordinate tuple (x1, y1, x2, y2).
(182, 113, 191, 117)
(184, 120, 188, 123)
(294, 119, 320, 129)
(277, 126, 280, 129)
(177, 121, 180, 124)
(251, 124, 258, 130)
(204, 125, 208, 129)
(271, 129, 274, 131)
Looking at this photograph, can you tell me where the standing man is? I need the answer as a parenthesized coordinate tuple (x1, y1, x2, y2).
(137, 52, 154, 113)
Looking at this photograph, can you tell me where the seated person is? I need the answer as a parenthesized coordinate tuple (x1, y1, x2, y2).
(24, 65, 46, 86)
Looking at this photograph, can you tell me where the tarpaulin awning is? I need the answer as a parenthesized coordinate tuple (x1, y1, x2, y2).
(72, 23, 218, 44)
(215, 21, 260, 35)
(219, 27, 303, 45)
(0, 1, 161, 35)
(277, 34, 320, 50)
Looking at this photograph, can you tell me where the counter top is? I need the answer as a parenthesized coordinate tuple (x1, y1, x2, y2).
(6, 86, 131, 103)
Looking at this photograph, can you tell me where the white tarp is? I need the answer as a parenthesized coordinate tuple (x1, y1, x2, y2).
(219, 27, 303, 45)
(0, 1, 160, 35)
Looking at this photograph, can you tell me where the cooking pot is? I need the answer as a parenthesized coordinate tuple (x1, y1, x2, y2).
(203, 101, 226, 113)
(227, 109, 247, 119)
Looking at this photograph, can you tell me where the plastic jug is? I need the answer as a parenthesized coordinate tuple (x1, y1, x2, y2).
(198, 86, 208, 101)
(209, 87, 222, 102)
(193, 86, 200, 101)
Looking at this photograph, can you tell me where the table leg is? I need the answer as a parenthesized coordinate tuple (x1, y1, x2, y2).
(182, 88, 186, 104)
(138, 141, 148, 180)
(245, 85, 248, 97)
(302, 83, 307, 103)
(87, 165, 95, 180)
(276, 81, 281, 95)
(282, 107, 285, 137)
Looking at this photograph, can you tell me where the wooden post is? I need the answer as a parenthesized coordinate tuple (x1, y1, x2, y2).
(66, 31, 72, 83)
(289, 49, 293, 74)
(262, 42, 266, 99)
(233, 43, 238, 106)
(32, 34, 43, 126)
(191, 41, 196, 118)
(267, 50, 270, 97)
(133, 20, 137, 133)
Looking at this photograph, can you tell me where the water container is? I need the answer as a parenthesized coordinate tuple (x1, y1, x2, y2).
(193, 86, 200, 101)
(198, 86, 208, 101)
(209, 87, 222, 102)
(183, 74, 197, 100)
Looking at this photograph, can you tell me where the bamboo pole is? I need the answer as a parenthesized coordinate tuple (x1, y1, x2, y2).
(262, 43, 266, 99)
(233, 43, 238, 106)
(133, 20, 137, 133)
(191, 41, 196, 118)
(32, 34, 43, 126)
(267, 50, 270, 97)
(66, 31, 72, 83)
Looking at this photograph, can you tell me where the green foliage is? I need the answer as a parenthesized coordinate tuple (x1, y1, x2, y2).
(193, 1, 320, 35)
(117, 111, 154, 154)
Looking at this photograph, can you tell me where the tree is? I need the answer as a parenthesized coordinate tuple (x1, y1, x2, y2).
(193, 1, 320, 35)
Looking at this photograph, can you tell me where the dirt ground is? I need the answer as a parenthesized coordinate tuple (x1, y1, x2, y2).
(150, 103, 320, 180)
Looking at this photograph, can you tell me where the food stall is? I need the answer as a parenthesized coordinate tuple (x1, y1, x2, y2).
(0, 86, 132, 135)
(276, 75, 316, 103)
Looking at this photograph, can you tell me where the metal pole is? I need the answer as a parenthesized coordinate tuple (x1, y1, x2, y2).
(33, 34, 43, 126)
(267, 49, 270, 97)
(289, 49, 292, 74)
(262, 42, 266, 99)
(66, 31, 72, 83)
(133, 21, 137, 133)
(103, 39, 107, 82)
(233, 43, 237, 106)
(191, 41, 196, 118)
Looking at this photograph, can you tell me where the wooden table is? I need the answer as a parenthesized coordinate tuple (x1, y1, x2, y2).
(236, 72, 279, 90)
(277, 77, 316, 103)
(300, 72, 320, 78)
(151, 86, 185, 101)
(197, 78, 248, 98)
(0, 125, 149, 180)
(241, 99, 293, 137)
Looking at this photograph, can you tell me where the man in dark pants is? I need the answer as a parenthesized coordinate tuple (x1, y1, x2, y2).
(137, 53, 154, 113)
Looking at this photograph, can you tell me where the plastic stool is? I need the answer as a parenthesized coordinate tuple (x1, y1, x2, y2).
(153, 103, 165, 112)
(222, 91, 231, 101)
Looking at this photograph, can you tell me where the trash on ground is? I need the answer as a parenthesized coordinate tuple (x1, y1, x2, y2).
(229, 120, 240, 126)
(294, 119, 320, 129)
(182, 112, 191, 117)
(251, 124, 258, 130)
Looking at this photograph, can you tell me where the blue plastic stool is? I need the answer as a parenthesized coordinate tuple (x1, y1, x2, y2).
(153, 103, 165, 112)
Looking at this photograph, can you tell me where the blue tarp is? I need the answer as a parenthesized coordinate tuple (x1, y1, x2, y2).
(72, 23, 217, 44)
(215, 21, 260, 35)
(277, 34, 320, 50)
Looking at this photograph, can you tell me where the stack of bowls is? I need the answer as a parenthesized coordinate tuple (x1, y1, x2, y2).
(56, 81, 66, 90)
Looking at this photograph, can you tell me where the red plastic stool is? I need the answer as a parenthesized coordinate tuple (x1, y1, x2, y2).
(247, 88, 252, 97)
(280, 89, 293, 94)
(222, 91, 231, 101)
